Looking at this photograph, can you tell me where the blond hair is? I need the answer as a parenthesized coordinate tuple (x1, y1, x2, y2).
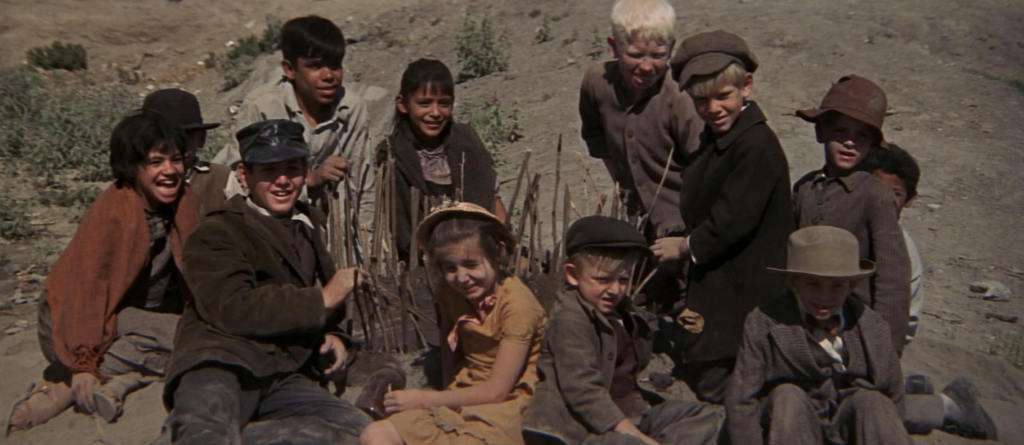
(685, 62, 748, 97)
(611, 0, 676, 45)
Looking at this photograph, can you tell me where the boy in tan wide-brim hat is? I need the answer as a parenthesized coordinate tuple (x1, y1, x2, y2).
(725, 226, 913, 445)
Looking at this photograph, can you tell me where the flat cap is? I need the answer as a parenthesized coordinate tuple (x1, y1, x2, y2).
(565, 216, 651, 256)
(236, 120, 309, 165)
(671, 30, 758, 90)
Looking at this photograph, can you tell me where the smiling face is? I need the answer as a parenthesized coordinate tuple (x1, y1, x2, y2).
(237, 158, 307, 217)
(608, 33, 674, 97)
(565, 257, 634, 315)
(135, 144, 185, 211)
(283, 56, 343, 111)
(816, 112, 878, 177)
(690, 75, 752, 135)
(787, 275, 858, 320)
(397, 84, 453, 148)
(436, 237, 499, 303)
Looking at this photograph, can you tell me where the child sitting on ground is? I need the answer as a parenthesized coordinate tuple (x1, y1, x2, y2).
(6, 112, 198, 435)
(523, 216, 721, 445)
(376, 59, 497, 262)
(726, 226, 912, 445)
(792, 75, 911, 354)
(360, 202, 546, 445)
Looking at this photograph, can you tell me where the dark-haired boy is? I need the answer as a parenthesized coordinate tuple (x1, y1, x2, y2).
(523, 216, 721, 445)
(726, 226, 912, 445)
(792, 75, 911, 355)
(214, 15, 373, 228)
(158, 120, 370, 444)
(666, 30, 794, 404)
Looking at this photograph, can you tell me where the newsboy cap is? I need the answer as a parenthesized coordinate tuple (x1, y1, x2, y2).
(236, 120, 309, 165)
(565, 216, 651, 257)
(796, 74, 888, 145)
(142, 89, 220, 131)
(671, 30, 758, 90)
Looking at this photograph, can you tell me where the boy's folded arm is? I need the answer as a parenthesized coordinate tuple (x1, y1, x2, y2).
(725, 312, 770, 445)
(689, 142, 784, 263)
(183, 221, 327, 338)
(547, 315, 626, 434)
(866, 189, 911, 353)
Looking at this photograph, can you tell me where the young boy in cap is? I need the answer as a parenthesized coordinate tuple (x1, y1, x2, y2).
(142, 89, 230, 215)
(866, 145, 998, 440)
(792, 75, 911, 355)
(157, 120, 370, 444)
(666, 30, 794, 404)
(522, 216, 721, 445)
(214, 15, 373, 228)
(580, 0, 704, 314)
(726, 226, 912, 445)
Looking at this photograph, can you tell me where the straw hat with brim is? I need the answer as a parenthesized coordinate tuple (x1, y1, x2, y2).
(768, 226, 875, 280)
(415, 201, 510, 249)
(670, 30, 759, 90)
(142, 89, 221, 131)
(795, 74, 888, 147)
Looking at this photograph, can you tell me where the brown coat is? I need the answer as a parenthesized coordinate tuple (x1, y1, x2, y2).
(187, 161, 231, 217)
(793, 169, 910, 354)
(43, 182, 198, 378)
(725, 294, 905, 445)
(579, 61, 703, 237)
(163, 195, 344, 407)
(522, 291, 655, 444)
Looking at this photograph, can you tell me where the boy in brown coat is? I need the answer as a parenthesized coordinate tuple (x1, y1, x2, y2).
(726, 226, 911, 445)
(792, 75, 911, 354)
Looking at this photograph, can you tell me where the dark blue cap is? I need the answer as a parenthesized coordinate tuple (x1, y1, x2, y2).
(236, 120, 309, 165)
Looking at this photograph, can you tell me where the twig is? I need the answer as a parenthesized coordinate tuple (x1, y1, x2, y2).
(505, 150, 532, 226)
(638, 145, 675, 230)
(551, 135, 562, 261)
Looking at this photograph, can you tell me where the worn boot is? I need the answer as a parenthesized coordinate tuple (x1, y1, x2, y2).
(355, 366, 406, 419)
(942, 377, 998, 440)
(6, 379, 74, 436)
(93, 373, 154, 423)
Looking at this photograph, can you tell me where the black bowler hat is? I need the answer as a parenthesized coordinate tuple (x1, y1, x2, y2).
(142, 89, 220, 131)
(236, 120, 310, 165)
(565, 216, 651, 256)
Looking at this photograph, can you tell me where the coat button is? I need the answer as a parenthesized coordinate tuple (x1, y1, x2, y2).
(816, 197, 824, 205)
(811, 216, 822, 225)
(626, 130, 634, 139)
(607, 352, 615, 361)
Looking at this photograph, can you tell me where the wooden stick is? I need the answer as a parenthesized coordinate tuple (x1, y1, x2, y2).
(611, 182, 621, 220)
(559, 184, 571, 272)
(513, 174, 541, 276)
(639, 145, 676, 229)
(550, 135, 562, 257)
(505, 150, 532, 226)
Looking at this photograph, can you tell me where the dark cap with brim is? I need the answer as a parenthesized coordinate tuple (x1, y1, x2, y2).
(796, 74, 888, 147)
(236, 120, 310, 165)
(142, 89, 221, 131)
(565, 216, 652, 256)
(671, 30, 758, 90)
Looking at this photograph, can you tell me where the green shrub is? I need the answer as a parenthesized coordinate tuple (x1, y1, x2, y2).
(219, 17, 283, 91)
(27, 41, 87, 71)
(0, 199, 38, 240)
(464, 96, 522, 166)
(534, 15, 552, 44)
(454, 13, 509, 81)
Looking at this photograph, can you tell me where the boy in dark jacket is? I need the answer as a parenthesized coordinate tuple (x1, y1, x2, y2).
(726, 226, 912, 445)
(665, 30, 794, 404)
(523, 216, 720, 445)
(158, 120, 370, 444)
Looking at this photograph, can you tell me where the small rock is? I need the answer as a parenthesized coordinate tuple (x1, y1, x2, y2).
(10, 289, 40, 305)
(244, 20, 256, 29)
(0, 301, 12, 311)
(968, 280, 1011, 302)
(927, 204, 941, 212)
(4, 327, 22, 336)
(3, 263, 21, 275)
(985, 313, 1018, 323)
(12, 320, 29, 329)
(225, 40, 237, 48)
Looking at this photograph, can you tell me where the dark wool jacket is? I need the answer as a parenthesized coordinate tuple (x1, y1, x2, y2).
(375, 120, 496, 262)
(163, 195, 346, 407)
(678, 102, 794, 362)
(522, 291, 655, 444)
(725, 294, 905, 445)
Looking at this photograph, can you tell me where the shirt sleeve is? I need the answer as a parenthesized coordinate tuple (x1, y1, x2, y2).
(497, 289, 544, 346)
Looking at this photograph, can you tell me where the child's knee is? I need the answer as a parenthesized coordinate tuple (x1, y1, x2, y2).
(843, 390, 899, 416)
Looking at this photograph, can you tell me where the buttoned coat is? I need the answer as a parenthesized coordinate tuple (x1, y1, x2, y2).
(522, 291, 655, 444)
(163, 195, 346, 408)
(678, 102, 794, 362)
(725, 294, 905, 445)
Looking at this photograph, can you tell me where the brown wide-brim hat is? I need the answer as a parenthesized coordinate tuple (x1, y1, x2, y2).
(671, 30, 758, 90)
(768, 226, 875, 280)
(415, 201, 511, 249)
(796, 74, 887, 145)
(142, 88, 221, 131)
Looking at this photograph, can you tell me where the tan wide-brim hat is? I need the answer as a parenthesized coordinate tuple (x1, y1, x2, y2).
(768, 226, 875, 279)
(415, 201, 510, 249)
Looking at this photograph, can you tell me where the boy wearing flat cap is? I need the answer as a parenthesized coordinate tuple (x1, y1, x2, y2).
(666, 30, 794, 404)
(726, 226, 912, 445)
(157, 120, 370, 444)
(792, 75, 911, 355)
(523, 216, 721, 445)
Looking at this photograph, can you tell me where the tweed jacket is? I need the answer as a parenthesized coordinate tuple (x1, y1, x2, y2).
(678, 102, 795, 362)
(579, 61, 703, 237)
(793, 169, 911, 354)
(376, 120, 496, 262)
(163, 195, 346, 407)
(522, 291, 655, 444)
(44, 182, 198, 378)
(726, 294, 905, 445)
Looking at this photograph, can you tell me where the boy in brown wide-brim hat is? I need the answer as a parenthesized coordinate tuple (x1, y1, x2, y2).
(792, 75, 911, 356)
(725, 226, 912, 445)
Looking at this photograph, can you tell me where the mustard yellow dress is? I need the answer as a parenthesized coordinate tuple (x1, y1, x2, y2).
(390, 275, 546, 445)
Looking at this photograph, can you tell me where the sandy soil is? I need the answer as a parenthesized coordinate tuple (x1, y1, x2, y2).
(2, 0, 1023, 443)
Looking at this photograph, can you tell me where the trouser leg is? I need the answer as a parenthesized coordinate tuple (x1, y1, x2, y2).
(762, 384, 822, 445)
(675, 358, 735, 405)
(164, 367, 259, 445)
(641, 399, 722, 445)
(903, 394, 945, 434)
(835, 390, 913, 445)
(241, 372, 370, 445)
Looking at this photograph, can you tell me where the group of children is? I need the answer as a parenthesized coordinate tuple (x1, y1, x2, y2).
(3, 0, 999, 444)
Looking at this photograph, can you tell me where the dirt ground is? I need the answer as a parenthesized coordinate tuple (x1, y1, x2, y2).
(2, 0, 1023, 443)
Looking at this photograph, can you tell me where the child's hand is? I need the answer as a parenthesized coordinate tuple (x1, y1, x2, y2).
(307, 156, 350, 188)
(71, 372, 99, 413)
(383, 388, 431, 413)
(651, 236, 689, 262)
(322, 267, 369, 310)
(319, 334, 349, 378)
